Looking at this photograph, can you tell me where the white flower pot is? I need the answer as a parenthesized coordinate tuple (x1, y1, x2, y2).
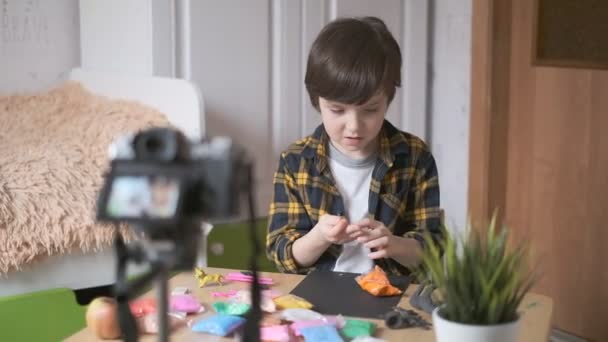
(432, 308, 520, 342)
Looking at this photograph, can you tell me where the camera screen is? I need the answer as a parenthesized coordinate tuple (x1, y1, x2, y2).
(105, 176, 180, 219)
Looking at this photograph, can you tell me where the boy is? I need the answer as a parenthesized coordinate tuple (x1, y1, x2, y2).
(266, 16, 441, 276)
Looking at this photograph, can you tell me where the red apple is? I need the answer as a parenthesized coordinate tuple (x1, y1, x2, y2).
(86, 296, 122, 339)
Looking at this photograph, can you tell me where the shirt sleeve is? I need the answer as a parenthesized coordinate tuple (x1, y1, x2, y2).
(266, 154, 314, 274)
(402, 148, 443, 249)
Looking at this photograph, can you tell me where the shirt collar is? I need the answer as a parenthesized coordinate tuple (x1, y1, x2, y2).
(302, 120, 410, 173)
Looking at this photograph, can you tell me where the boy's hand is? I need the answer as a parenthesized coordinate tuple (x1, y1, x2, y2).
(313, 214, 352, 245)
(350, 218, 422, 262)
(348, 218, 395, 259)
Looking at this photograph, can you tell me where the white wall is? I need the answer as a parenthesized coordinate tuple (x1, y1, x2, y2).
(0, 0, 80, 93)
(189, 0, 274, 216)
(79, 0, 173, 77)
(429, 0, 472, 232)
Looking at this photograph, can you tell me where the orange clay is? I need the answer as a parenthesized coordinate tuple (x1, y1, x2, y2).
(356, 266, 402, 297)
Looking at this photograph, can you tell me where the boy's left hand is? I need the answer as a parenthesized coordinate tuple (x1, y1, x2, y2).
(348, 218, 397, 259)
(348, 218, 423, 266)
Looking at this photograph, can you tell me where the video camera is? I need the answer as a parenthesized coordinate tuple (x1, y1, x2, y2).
(96, 127, 250, 269)
(98, 127, 250, 224)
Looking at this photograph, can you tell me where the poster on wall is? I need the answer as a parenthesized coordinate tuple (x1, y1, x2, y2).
(534, 0, 608, 70)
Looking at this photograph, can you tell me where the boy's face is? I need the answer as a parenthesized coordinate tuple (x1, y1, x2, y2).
(319, 93, 387, 159)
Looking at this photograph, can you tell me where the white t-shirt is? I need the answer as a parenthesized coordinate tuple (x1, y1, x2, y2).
(329, 143, 376, 274)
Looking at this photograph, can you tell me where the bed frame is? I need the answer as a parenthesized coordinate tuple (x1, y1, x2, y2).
(69, 67, 205, 139)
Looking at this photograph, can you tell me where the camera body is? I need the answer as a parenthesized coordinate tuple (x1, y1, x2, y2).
(96, 127, 250, 269)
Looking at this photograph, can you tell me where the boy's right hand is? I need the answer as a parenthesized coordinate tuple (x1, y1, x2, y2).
(313, 214, 351, 245)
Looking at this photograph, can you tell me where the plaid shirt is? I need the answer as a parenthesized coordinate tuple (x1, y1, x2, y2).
(266, 120, 441, 275)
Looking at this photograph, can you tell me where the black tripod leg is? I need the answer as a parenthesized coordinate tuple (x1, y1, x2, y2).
(114, 233, 139, 342)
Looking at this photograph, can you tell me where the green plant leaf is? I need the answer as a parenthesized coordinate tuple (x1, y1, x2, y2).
(418, 210, 538, 325)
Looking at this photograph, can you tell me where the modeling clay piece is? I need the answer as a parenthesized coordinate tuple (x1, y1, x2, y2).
(171, 287, 190, 295)
(279, 308, 324, 322)
(212, 301, 251, 316)
(194, 267, 225, 287)
(299, 325, 344, 342)
(290, 316, 344, 336)
(169, 294, 203, 314)
(260, 324, 292, 342)
(191, 314, 246, 336)
(225, 272, 274, 285)
(355, 266, 402, 297)
(340, 319, 376, 339)
(273, 294, 314, 310)
(233, 289, 277, 313)
(137, 312, 185, 334)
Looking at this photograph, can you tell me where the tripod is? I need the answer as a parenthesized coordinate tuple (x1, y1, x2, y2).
(111, 168, 261, 342)
(113, 230, 183, 342)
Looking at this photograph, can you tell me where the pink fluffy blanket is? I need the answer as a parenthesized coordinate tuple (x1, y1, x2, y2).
(0, 82, 171, 273)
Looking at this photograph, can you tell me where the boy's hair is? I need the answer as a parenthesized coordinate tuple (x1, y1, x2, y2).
(305, 16, 402, 111)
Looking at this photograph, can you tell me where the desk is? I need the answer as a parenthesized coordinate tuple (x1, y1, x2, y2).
(66, 268, 553, 341)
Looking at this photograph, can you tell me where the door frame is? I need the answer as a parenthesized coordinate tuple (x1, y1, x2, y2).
(468, 0, 513, 225)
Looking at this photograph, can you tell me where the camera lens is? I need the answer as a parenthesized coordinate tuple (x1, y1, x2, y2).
(144, 135, 164, 153)
(134, 128, 186, 162)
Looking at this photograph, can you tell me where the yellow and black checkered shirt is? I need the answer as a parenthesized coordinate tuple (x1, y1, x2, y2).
(266, 120, 441, 275)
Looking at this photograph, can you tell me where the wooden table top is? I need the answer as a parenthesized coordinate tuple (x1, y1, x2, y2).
(66, 267, 553, 341)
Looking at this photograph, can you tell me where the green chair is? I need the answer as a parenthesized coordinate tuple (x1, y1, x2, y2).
(207, 218, 277, 272)
(0, 288, 86, 341)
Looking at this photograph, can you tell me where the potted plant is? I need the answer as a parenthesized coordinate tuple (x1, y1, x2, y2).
(419, 213, 537, 342)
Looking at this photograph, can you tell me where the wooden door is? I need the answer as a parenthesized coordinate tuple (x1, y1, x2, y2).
(470, 0, 608, 340)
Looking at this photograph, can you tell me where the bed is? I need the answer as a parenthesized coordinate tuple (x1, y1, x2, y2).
(0, 68, 207, 297)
